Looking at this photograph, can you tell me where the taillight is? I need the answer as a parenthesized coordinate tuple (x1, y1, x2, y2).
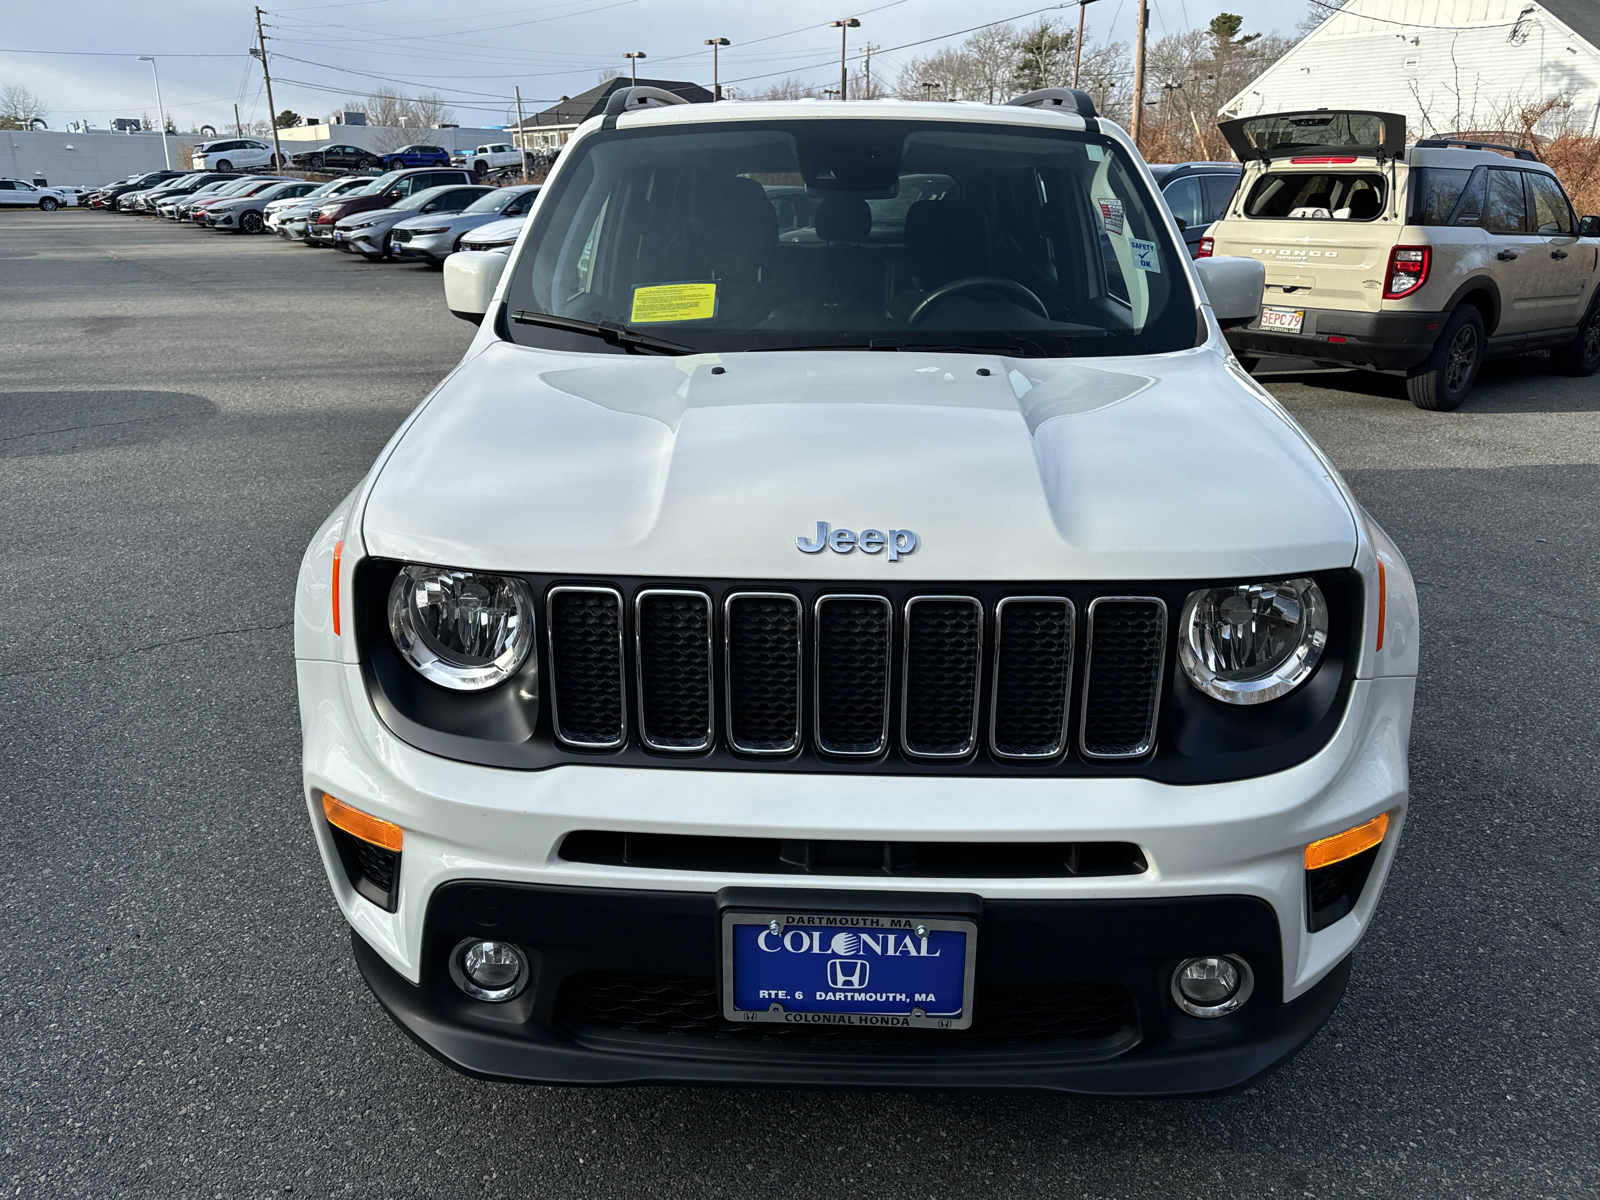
(1383, 245, 1430, 299)
(1197, 236, 1215, 258)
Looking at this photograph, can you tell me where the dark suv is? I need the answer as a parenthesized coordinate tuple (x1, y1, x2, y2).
(306, 167, 474, 246)
(381, 144, 452, 170)
(1149, 162, 1243, 257)
(98, 171, 189, 212)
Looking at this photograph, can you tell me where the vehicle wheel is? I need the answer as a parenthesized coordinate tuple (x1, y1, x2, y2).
(217, 159, 232, 171)
(39, 196, 59, 212)
(472, 159, 488, 180)
(1550, 295, 1600, 376)
(1406, 304, 1484, 411)
(240, 210, 264, 234)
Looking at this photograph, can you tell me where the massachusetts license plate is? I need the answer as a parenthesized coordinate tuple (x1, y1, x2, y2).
(1260, 305, 1305, 333)
(722, 911, 977, 1030)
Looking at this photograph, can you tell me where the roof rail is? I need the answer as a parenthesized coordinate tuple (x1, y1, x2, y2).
(1414, 137, 1540, 162)
(603, 85, 693, 118)
(1005, 87, 1098, 120)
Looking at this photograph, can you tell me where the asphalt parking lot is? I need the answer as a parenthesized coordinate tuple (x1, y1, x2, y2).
(2, 209, 1596, 1200)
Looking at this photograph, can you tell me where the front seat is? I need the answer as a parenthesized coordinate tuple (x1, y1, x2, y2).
(890, 199, 992, 319)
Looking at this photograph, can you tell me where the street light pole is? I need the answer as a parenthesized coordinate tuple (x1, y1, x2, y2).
(1073, 0, 1099, 89)
(623, 51, 647, 86)
(830, 18, 860, 101)
(137, 56, 170, 168)
(704, 38, 730, 100)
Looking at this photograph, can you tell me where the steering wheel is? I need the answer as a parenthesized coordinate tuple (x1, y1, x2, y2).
(908, 275, 1050, 325)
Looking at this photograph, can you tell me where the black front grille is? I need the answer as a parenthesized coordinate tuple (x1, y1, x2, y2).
(328, 826, 400, 912)
(991, 597, 1074, 758)
(557, 973, 1134, 1046)
(548, 587, 626, 748)
(724, 593, 801, 754)
(1081, 599, 1167, 759)
(1307, 845, 1379, 932)
(635, 591, 712, 751)
(902, 597, 983, 757)
(559, 830, 1147, 878)
(814, 596, 892, 755)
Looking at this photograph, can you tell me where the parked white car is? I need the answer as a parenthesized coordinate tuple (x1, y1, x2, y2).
(268, 176, 373, 238)
(456, 213, 525, 252)
(299, 87, 1417, 1097)
(0, 178, 74, 209)
(451, 142, 522, 178)
(190, 137, 286, 172)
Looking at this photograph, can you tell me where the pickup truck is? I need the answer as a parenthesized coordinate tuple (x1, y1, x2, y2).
(451, 143, 522, 178)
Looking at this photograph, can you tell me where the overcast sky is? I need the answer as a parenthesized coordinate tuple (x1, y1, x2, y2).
(2, 0, 1316, 132)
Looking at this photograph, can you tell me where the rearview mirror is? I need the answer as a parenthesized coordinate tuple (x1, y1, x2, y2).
(1580, 214, 1600, 237)
(444, 250, 508, 325)
(1193, 255, 1265, 331)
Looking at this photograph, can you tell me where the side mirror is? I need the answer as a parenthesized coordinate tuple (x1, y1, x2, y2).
(1194, 255, 1265, 331)
(444, 250, 508, 325)
(1580, 215, 1600, 237)
(421, 202, 438, 212)
(1175, 216, 1188, 230)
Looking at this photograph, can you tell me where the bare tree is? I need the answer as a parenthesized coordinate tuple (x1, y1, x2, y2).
(598, 67, 621, 84)
(362, 87, 412, 127)
(753, 77, 824, 100)
(0, 83, 48, 130)
(410, 91, 456, 128)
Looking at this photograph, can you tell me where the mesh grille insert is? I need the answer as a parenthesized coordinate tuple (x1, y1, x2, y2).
(1081, 598, 1167, 759)
(725, 593, 802, 754)
(557, 973, 1135, 1045)
(902, 597, 983, 757)
(635, 591, 712, 751)
(991, 598, 1074, 759)
(814, 596, 892, 756)
(547, 587, 626, 749)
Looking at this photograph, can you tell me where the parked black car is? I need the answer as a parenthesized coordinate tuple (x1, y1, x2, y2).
(1149, 162, 1243, 257)
(98, 170, 190, 211)
(291, 144, 384, 173)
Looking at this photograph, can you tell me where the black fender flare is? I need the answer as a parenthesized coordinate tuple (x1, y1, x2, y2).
(1439, 276, 1503, 335)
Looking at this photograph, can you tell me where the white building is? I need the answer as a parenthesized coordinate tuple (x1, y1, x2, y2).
(1221, 0, 1600, 138)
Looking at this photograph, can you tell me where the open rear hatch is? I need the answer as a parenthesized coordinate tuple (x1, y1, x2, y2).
(1219, 110, 1407, 164)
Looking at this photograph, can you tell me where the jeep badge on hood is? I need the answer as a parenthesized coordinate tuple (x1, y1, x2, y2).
(796, 522, 919, 561)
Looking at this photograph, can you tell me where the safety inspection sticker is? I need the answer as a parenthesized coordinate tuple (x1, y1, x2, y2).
(631, 282, 718, 323)
(1129, 238, 1161, 272)
(1097, 197, 1124, 235)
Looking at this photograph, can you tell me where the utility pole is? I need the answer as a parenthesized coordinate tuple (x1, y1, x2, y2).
(1130, 0, 1149, 148)
(704, 38, 730, 100)
(234, 103, 243, 138)
(830, 18, 860, 101)
(861, 43, 878, 99)
(514, 86, 528, 182)
(253, 7, 284, 170)
(1073, 0, 1098, 89)
(623, 51, 646, 86)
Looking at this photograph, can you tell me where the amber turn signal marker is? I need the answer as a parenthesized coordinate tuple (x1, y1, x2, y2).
(332, 539, 344, 637)
(322, 792, 403, 852)
(1305, 813, 1388, 871)
(1375, 556, 1386, 652)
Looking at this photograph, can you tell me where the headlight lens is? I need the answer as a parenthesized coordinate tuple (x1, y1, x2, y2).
(387, 565, 534, 691)
(1177, 578, 1328, 705)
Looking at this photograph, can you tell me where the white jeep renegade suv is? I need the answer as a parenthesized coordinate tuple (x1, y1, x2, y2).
(294, 86, 1417, 1096)
(1207, 109, 1600, 410)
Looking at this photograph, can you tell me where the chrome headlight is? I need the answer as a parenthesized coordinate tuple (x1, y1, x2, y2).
(387, 565, 534, 691)
(1177, 578, 1328, 705)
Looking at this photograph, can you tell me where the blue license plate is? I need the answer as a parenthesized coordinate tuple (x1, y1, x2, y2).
(722, 911, 976, 1030)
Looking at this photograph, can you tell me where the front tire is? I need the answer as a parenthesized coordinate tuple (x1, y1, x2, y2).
(1550, 295, 1600, 376)
(1406, 304, 1484, 411)
(240, 210, 264, 234)
(40, 197, 59, 211)
(216, 159, 232, 171)
(472, 159, 488, 180)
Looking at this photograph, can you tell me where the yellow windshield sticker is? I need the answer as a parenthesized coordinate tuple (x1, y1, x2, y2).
(631, 282, 718, 324)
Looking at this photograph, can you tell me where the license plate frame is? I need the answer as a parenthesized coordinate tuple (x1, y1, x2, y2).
(1259, 305, 1306, 333)
(721, 911, 977, 1031)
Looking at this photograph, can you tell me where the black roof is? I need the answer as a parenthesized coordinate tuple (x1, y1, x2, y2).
(1537, 0, 1600, 50)
(516, 77, 713, 130)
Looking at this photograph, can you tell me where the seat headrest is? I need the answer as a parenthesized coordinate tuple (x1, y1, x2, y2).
(815, 196, 871, 243)
(904, 199, 989, 288)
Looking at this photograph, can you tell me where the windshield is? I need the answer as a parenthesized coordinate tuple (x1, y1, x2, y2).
(257, 182, 300, 200)
(393, 186, 448, 211)
(214, 179, 260, 196)
(465, 188, 521, 214)
(505, 119, 1195, 358)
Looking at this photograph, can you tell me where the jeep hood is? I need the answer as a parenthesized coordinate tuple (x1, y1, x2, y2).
(361, 342, 1357, 580)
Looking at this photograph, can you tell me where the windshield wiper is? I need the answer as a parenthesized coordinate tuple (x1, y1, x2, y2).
(511, 311, 695, 355)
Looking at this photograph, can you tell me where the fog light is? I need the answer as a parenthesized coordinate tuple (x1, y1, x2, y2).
(449, 938, 529, 1002)
(1170, 955, 1254, 1018)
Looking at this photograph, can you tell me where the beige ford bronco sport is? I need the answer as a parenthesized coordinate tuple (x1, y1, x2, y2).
(1203, 109, 1600, 410)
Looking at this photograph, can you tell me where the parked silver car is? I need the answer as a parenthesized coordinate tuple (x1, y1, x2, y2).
(268, 176, 374, 240)
(171, 176, 268, 222)
(390, 185, 539, 266)
(202, 180, 319, 233)
(333, 183, 496, 261)
(457, 214, 526, 252)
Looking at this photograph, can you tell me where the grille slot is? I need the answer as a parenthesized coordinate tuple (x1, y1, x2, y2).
(547, 586, 626, 749)
(991, 597, 1074, 759)
(724, 592, 802, 755)
(1080, 597, 1167, 759)
(813, 595, 892, 756)
(902, 596, 983, 758)
(634, 590, 713, 752)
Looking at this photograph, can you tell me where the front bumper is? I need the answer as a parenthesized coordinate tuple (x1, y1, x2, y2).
(1226, 306, 1445, 371)
(299, 653, 1412, 1092)
(392, 231, 454, 261)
